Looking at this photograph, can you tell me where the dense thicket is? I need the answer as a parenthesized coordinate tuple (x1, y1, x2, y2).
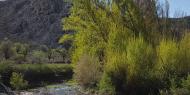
(61, 0, 190, 95)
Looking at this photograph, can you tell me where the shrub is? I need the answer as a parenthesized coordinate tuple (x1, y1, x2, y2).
(13, 43, 24, 54)
(0, 40, 15, 60)
(99, 73, 115, 95)
(155, 39, 180, 79)
(127, 38, 155, 80)
(55, 48, 67, 63)
(10, 72, 28, 90)
(178, 33, 190, 74)
(100, 52, 128, 95)
(126, 37, 157, 94)
(181, 75, 190, 92)
(13, 54, 25, 64)
(155, 36, 190, 94)
(13, 43, 30, 60)
(160, 75, 190, 95)
(74, 55, 102, 88)
(31, 50, 46, 64)
(100, 37, 156, 95)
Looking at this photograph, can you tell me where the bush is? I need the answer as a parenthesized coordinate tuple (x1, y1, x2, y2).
(178, 33, 190, 74)
(31, 50, 47, 64)
(10, 72, 28, 90)
(127, 38, 155, 80)
(0, 40, 15, 60)
(100, 51, 128, 95)
(55, 48, 68, 63)
(99, 73, 115, 95)
(160, 75, 190, 95)
(155, 37, 190, 79)
(126, 38, 157, 94)
(100, 37, 156, 95)
(13, 54, 25, 64)
(155, 39, 180, 79)
(13, 43, 30, 63)
(74, 55, 102, 88)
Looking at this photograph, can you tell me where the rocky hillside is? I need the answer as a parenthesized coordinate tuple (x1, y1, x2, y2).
(0, 0, 71, 47)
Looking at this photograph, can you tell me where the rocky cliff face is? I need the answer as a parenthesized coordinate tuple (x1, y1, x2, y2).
(0, 0, 71, 47)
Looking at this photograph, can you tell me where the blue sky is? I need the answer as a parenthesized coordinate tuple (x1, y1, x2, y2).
(160, 0, 190, 17)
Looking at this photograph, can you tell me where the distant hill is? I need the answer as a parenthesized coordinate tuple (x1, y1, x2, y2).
(0, 0, 71, 47)
(169, 16, 190, 34)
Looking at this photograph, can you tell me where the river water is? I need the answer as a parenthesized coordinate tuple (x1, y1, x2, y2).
(18, 84, 86, 95)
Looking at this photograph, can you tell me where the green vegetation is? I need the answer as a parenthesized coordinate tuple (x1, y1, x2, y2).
(0, 40, 15, 60)
(0, 40, 70, 64)
(160, 74, 190, 95)
(0, 63, 73, 89)
(0, 0, 190, 94)
(31, 50, 46, 64)
(0, 38, 72, 91)
(74, 55, 102, 88)
(10, 72, 28, 90)
(60, 0, 190, 95)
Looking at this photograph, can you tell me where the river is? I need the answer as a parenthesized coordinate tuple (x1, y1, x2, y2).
(17, 83, 87, 95)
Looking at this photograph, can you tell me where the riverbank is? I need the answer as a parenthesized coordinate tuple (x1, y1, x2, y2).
(0, 63, 73, 89)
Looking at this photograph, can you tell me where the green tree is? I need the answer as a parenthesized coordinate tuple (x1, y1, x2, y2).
(31, 50, 46, 64)
(61, 0, 162, 64)
(13, 43, 30, 61)
(14, 43, 23, 54)
(0, 40, 14, 60)
(13, 54, 25, 64)
(46, 48, 58, 63)
(47, 49, 53, 62)
(22, 44, 30, 59)
(56, 48, 67, 63)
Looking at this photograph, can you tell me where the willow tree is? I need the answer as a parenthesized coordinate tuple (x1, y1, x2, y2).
(61, 0, 126, 64)
(60, 0, 163, 94)
(61, 0, 160, 63)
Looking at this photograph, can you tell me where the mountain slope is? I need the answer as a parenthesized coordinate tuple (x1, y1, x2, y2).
(0, 0, 71, 47)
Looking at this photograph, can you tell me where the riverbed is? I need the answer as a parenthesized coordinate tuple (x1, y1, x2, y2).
(17, 83, 87, 95)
